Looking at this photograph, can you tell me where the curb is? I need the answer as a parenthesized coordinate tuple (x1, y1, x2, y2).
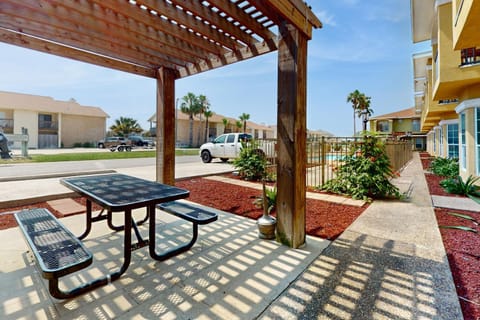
(0, 169, 117, 182)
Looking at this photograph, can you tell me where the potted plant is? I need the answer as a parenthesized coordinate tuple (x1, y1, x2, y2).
(256, 180, 277, 239)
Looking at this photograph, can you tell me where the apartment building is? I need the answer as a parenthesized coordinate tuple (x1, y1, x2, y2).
(369, 107, 426, 150)
(411, 0, 480, 179)
(148, 111, 275, 147)
(0, 91, 108, 149)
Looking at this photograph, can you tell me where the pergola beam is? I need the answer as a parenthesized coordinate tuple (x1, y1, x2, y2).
(156, 67, 177, 185)
(0, 28, 156, 78)
(276, 21, 308, 248)
(253, 0, 321, 39)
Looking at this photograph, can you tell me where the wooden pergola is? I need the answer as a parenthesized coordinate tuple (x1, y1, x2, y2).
(0, 0, 321, 248)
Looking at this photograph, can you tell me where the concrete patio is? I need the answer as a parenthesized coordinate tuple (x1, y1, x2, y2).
(0, 152, 466, 319)
(1, 205, 329, 319)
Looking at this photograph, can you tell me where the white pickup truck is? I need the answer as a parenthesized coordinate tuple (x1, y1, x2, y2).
(200, 133, 275, 163)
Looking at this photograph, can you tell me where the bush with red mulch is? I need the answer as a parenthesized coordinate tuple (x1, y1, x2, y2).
(422, 154, 480, 320)
(175, 177, 367, 241)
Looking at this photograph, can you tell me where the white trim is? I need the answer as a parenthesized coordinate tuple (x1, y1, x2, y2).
(439, 119, 458, 126)
(413, 51, 432, 59)
(476, 107, 480, 176)
(414, 76, 427, 81)
(426, 65, 432, 70)
(433, 125, 441, 131)
(455, 98, 480, 114)
(435, 0, 451, 10)
(414, 91, 425, 96)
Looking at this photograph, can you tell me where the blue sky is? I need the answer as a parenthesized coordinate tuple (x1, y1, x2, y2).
(0, 0, 430, 137)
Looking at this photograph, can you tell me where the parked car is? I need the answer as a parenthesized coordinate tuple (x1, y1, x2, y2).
(128, 135, 155, 147)
(199, 133, 275, 163)
(97, 136, 129, 149)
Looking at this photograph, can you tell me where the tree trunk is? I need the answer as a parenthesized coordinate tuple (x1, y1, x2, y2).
(205, 119, 209, 142)
(189, 116, 193, 147)
(353, 109, 356, 136)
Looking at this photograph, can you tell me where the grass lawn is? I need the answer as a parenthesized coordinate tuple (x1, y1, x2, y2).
(0, 148, 200, 163)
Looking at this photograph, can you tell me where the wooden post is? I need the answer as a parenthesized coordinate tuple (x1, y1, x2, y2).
(156, 67, 176, 185)
(276, 22, 308, 248)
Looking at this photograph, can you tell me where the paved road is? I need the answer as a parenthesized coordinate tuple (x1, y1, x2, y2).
(0, 155, 235, 205)
(0, 155, 231, 180)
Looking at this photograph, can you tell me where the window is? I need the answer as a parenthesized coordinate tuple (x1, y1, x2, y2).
(226, 134, 235, 143)
(433, 130, 436, 153)
(412, 119, 420, 132)
(377, 121, 390, 132)
(439, 127, 443, 157)
(38, 114, 53, 129)
(460, 112, 466, 170)
(447, 124, 459, 159)
(215, 135, 226, 143)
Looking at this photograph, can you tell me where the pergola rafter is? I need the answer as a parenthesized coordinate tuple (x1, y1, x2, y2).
(0, 0, 320, 78)
(0, 0, 321, 248)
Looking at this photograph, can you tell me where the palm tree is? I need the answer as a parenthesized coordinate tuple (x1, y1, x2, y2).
(204, 110, 213, 142)
(222, 118, 230, 133)
(109, 117, 143, 137)
(180, 92, 201, 147)
(347, 90, 363, 136)
(239, 113, 250, 133)
(235, 120, 243, 132)
(197, 94, 210, 144)
(357, 95, 373, 132)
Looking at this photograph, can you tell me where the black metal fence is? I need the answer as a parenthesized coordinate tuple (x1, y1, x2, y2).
(305, 136, 413, 187)
(256, 136, 413, 188)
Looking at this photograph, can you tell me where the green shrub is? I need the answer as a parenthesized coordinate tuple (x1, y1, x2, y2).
(82, 142, 95, 148)
(320, 134, 401, 201)
(440, 175, 480, 201)
(233, 141, 267, 181)
(429, 157, 458, 178)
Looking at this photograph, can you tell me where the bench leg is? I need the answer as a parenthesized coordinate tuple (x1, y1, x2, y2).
(78, 200, 94, 240)
(48, 211, 134, 299)
(148, 205, 199, 261)
(107, 210, 149, 231)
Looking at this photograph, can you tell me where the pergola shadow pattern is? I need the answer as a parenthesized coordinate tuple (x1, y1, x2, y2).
(0, 208, 328, 319)
(260, 230, 462, 319)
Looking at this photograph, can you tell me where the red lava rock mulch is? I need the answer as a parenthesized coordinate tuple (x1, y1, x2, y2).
(175, 176, 367, 241)
(423, 154, 480, 319)
(0, 197, 103, 230)
(435, 207, 480, 319)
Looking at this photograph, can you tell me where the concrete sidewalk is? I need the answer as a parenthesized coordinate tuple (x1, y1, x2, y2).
(260, 152, 463, 319)
(0, 153, 465, 319)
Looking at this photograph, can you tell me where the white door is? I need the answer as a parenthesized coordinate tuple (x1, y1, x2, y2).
(210, 134, 227, 157)
(224, 134, 238, 158)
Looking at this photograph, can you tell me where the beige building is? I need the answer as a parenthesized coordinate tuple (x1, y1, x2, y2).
(148, 110, 275, 147)
(0, 91, 108, 149)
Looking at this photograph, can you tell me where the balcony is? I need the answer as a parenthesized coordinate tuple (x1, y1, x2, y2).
(0, 118, 13, 134)
(460, 47, 480, 66)
(38, 120, 58, 133)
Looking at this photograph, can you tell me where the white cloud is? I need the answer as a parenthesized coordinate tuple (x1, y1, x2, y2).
(315, 10, 336, 27)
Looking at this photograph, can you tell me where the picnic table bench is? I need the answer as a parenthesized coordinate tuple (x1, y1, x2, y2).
(156, 201, 218, 260)
(14, 175, 219, 299)
(14, 208, 94, 299)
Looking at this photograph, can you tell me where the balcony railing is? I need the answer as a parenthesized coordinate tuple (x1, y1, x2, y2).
(460, 47, 480, 66)
(39, 120, 58, 131)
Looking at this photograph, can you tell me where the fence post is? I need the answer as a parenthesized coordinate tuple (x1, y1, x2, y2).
(21, 127, 29, 157)
(321, 136, 326, 186)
